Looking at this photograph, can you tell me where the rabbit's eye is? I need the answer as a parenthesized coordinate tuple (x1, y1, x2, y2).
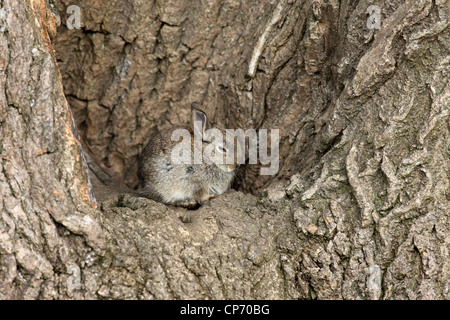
(216, 145, 227, 154)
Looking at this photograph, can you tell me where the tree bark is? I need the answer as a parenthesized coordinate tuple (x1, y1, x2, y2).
(0, 0, 449, 299)
(0, 0, 103, 299)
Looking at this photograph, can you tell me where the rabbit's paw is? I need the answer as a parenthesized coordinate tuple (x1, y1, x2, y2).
(176, 199, 199, 209)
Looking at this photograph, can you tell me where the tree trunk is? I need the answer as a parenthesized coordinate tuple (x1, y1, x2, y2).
(0, 0, 103, 299)
(1, 0, 449, 299)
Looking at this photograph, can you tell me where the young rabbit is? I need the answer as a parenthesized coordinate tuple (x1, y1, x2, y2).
(138, 104, 240, 208)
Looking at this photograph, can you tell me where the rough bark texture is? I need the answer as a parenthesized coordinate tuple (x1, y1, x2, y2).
(0, 0, 449, 299)
(0, 0, 103, 299)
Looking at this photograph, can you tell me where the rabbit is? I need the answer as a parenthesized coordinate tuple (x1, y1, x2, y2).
(137, 104, 240, 208)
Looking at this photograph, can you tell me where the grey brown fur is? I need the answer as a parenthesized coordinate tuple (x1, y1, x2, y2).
(138, 106, 238, 208)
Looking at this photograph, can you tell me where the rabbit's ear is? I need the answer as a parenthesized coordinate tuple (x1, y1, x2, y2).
(192, 104, 207, 137)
